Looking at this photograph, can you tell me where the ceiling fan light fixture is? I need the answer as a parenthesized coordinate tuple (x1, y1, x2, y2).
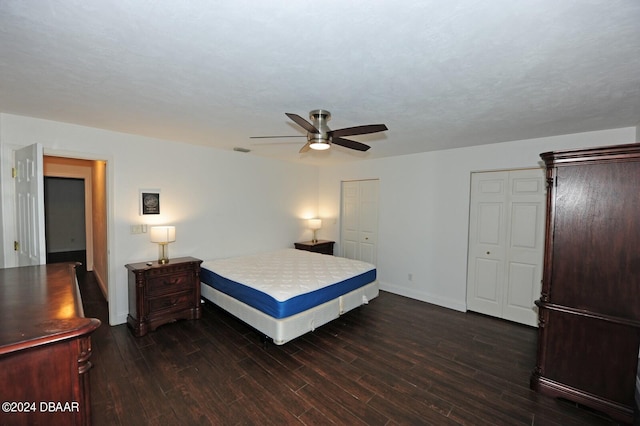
(309, 141, 330, 150)
(254, 110, 387, 153)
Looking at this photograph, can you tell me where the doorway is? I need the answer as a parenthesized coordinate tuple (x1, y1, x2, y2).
(44, 155, 109, 299)
(44, 177, 87, 270)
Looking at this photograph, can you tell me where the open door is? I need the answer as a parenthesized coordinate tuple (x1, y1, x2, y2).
(14, 143, 46, 266)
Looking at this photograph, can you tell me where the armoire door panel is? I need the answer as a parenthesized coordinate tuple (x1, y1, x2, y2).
(541, 310, 638, 407)
(551, 162, 640, 319)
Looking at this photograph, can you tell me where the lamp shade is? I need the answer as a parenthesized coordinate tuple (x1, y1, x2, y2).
(308, 219, 322, 230)
(150, 226, 176, 243)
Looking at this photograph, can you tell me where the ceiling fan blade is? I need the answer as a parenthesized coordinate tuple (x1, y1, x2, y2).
(332, 137, 371, 152)
(330, 124, 388, 138)
(286, 113, 319, 133)
(299, 143, 311, 153)
(249, 135, 306, 139)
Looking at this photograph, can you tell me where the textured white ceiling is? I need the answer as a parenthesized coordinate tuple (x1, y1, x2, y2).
(1, 1, 639, 165)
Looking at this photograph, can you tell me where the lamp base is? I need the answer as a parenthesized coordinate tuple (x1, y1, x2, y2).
(158, 243, 170, 264)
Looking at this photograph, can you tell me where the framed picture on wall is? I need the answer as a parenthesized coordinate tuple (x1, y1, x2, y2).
(140, 189, 161, 215)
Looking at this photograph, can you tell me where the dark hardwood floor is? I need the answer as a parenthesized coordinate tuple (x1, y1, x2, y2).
(78, 271, 626, 425)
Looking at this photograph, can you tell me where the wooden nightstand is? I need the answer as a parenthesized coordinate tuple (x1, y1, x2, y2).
(126, 256, 202, 337)
(294, 240, 335, 255)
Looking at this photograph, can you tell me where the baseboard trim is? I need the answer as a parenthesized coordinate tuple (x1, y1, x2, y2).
(378, 281, 466, 312)
(93, 270, 108, 300)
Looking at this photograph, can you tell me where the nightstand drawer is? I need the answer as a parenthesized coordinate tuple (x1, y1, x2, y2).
(148, 291, 194, 314)
(147, 273, 192, 296)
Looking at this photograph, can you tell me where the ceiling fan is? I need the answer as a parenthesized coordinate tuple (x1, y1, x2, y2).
(251, 110, 388, 153)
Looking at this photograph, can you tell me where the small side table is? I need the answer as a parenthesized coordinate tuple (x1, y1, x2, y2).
(294, 240, 335, 255)
(126, 256, 202, 337)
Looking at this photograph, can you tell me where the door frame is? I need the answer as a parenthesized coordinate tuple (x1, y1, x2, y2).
(44, 160, 94, 271)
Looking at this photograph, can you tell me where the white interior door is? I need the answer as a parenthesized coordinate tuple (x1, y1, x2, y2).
(341, 179, 379, 264)
(467, 171, 508, 318)
(502, 171, 546, 325)
(341, 181, 359, 260)
(14, 143, 46, 266)
(467, 169, 545, 327)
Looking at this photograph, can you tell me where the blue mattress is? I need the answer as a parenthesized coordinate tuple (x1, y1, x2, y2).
(200, 251, 376, 319)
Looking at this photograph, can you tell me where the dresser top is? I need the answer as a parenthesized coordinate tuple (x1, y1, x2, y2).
(0, 263, 100, 355)
(125, 256, 202, 272)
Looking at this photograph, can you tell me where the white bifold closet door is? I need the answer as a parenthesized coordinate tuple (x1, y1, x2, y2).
(341, 179, 379, 265)
(466, 169, 545, 327)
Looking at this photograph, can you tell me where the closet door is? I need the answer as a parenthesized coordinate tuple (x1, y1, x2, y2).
(466, 169, 545, 326)
(341, 179, 379, 264)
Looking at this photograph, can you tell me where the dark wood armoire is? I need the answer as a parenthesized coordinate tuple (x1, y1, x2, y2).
(530, 143, 640, 424)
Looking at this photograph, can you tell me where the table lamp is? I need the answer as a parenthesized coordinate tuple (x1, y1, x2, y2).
(150, 226, 176, 264)
(308, 219, 322, 244)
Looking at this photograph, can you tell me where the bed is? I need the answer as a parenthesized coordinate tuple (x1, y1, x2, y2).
(200, 248, 378, 345)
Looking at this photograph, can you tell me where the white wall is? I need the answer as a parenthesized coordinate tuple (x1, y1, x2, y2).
(1, 113, 636, 325)
(0, 113, 319, 325)
(318, 127, 637, 312)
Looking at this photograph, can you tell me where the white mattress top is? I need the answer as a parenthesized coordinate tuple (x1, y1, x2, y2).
(202, 249, 375, 301)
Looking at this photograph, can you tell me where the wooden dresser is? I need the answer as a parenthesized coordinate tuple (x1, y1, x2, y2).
(126, 257, 202, 337)
(531, 143, 640, 424)
(0, 263, 101, 426)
